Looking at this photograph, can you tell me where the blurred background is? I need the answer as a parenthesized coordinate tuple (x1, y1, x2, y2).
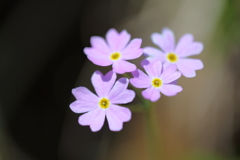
(0, 0, 240, 159)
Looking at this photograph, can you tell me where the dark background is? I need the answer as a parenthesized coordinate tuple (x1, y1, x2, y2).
(0, 0, 143, 160)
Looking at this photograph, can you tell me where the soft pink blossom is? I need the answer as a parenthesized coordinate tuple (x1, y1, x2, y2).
(70, 70, 135, 132)
(84, 28, 143, 74)
(143, 28, 204, 78)
(130, 61, 182, 102)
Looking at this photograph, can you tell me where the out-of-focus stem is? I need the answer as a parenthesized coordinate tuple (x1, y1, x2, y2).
(144, 103, 165, 160)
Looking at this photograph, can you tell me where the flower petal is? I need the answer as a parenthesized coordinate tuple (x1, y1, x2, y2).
(72, 87, 98, 101)
(175, 34, 193, 54)
(162, 72, 181, 83)
(106, 106, 123, 131)
(177, 42, 203, 57)
(176, 58, 203, 78)
(70, 100, 97, 113)
(91, 70, 117, 97)
(143, 46, 165, 61)
(106, 28, 119, 50)
(90, 36, 111, 54)
(112, 60, 136, 74)
(151, 28, 175, 53)
(121, 38, 143, 60)
(109, 77, 135, 104)
(78, 108, 105, 132)
(160, 84, 182, 96)
(160, 64, 177, 79)
(143, 60, 162, 78)
(87, 56, 113, 66)
(117, 30, 131, 50)
(130, 69, 151, 88)
(109, 104, 131, 122)
(142, 87, 160, 102)
(179, 58, 204, 70)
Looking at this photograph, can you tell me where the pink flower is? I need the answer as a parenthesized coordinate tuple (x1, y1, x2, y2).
(84, 28, 143, 74)
(70, 70, 135, 132)
(130, 61, 182, 102)
(143, 28, 204, 78)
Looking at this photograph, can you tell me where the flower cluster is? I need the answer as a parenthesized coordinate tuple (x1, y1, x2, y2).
(70, 28, 204, 132)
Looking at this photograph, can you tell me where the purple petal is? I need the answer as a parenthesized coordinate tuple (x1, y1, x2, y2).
(162, 72, 181, 83)
(160, 64, 177, 80)
(143, 46, 165, 61)
(176, 58, 203, 78)
(142, 87, 161, 102)
(72, 87, 98, 101)
(106, 106, 123, 131)
(112, 60, 136, 74)
(175, 34, 194, 54)
(78, 108, 105, 132)
(87, 56, 113, 66)
(117, 30, 131, 50)
(143, 60, 162, 78)
(91, 70, 117, 97)
(70, 100, 97, 113)
(130, 69, 151, 88)
(179, 58, 204, 70)
(108, 104, 131, 122)
(151, 28, 175, 53)
(108, 77, 135, 104)
(159, 84, 182, 96)
(106, 29, 131, 51)
(177, 42, 204, 57)
(176, 61, 196, 78)
(121, 38, 143, 60)
(90, 36, 111, 54)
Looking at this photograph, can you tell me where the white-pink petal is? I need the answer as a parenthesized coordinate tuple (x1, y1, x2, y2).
(108, 77, 131, 102)
(176, 60, 198, 78)
(90, 36, 111, 54)
(179, 58, 203, 70)
(177, 42, 204, 57)
(151, 28, 175, 53)
(159, 84, 182, 96)
(109, 104, 131, 122)
(106, 107, 123, 131)
(112, 60, 136, 74)
(106, 28, 119, 51)
(175, 34, 194, 55)
(142, 87, 160, 102)
(121, 38, 143, 60)
(143, 46, 165, 61)
(162, 72, 181, 83)
(111, 90, 135, 104)
(91, 70, 116, 97)
(143, 61, 162, 78)
(87, 56, 113, 66)
(160, 64, 177, 80)
(70, 100, 97, 113)
(130, 69, 151, 88)
(78, 108, 105, 132)
(72, 87, 98, 102)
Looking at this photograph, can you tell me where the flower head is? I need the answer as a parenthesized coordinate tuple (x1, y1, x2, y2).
(143, 28, 204, 78)
(84, 28, 143, 74)
(130, 61, 182, 102)
(70, 70, 135, 132)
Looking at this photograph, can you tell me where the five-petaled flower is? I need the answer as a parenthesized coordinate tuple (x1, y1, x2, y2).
(130, 61, 182, 102)
(84, 28, 143, 74)
(70, 70, 135, 132)
(143, 28, 204, 78)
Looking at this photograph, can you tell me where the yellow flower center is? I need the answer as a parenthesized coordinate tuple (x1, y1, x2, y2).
(99, 98, 110, 109)
(110, 52, 121, 60)
(152, 78, 163, 88)
(167, 53, 178, 63)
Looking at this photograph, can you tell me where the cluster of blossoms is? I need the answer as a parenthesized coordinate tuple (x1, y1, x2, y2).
(70, 28, 204, 132)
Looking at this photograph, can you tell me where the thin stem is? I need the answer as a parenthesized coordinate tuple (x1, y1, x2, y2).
(144, 102, 165, 160)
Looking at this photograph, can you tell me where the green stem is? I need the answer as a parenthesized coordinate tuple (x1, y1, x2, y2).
(144, 102, 165, 160)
